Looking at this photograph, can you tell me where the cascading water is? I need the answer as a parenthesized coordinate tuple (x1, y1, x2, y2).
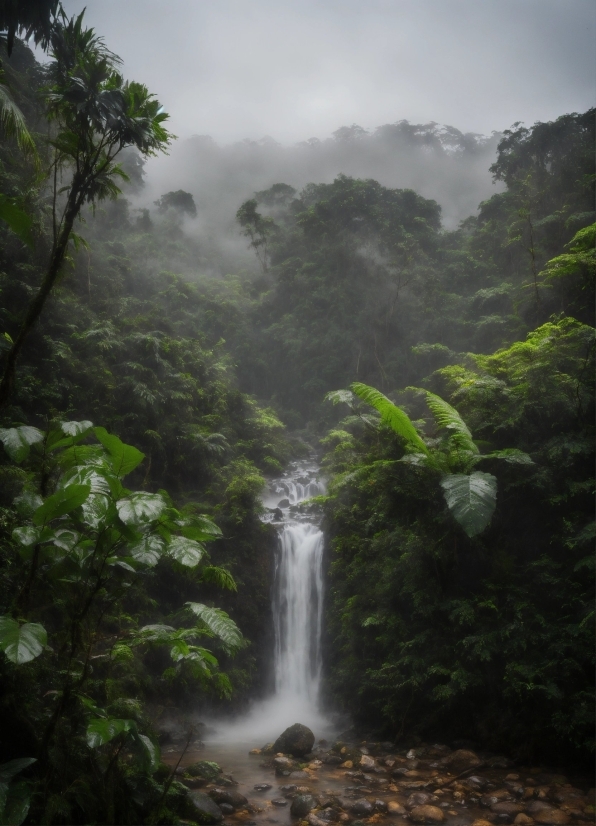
(212, 459, 330, 742)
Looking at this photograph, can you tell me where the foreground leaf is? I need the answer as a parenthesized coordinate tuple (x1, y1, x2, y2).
(440, 471, 497, 538)
(167, 536, 205, 567)
(0, 426, 44, 463)
(117, 492, 166, 526)
(86, 717, 134, 748)
(0, 618, 47, 664)
(33, 484, 91, 525)
(94, 427, 144, 477)
(185, 603, 243, 654)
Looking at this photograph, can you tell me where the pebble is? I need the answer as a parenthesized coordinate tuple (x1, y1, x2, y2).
(409, 803, 445, 823)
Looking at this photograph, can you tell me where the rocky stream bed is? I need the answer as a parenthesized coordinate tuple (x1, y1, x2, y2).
(160, 723, 595, 826)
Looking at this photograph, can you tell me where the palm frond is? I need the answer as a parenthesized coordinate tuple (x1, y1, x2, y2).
(351, 382, 429, 454)
(0, 84, 36, 155)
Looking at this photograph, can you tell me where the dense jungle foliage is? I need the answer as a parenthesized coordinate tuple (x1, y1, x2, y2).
(0, 8, 593, 823)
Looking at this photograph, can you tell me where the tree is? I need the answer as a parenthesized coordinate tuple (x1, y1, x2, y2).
(236, 198, 276, 273)
(0, 0, 60, 55)
(0, 11, 173, 407)
(155, 189, 197, 217)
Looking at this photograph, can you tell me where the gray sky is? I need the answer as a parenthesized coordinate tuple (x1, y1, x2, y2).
(60, 0, 595, 144)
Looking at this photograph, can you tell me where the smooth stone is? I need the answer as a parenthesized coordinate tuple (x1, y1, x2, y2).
(188, 792, 224, 823)
(209, 789, 248, 809)
(254, 784, 272, 792)
(359, 755, 376, 772)
(271, 799, 288, 807)
(513, 816, 534, 825)
(219, 804, 234, 815)
(349, 799, 375, 816)
(289, 771, 310, 780)
(407, 792, 432, 809)
(533, 810, 571, 825)
(491, 802, 524, 817)
(387, 800, 407, 816)
(409, 804, 445, 823)
(374, 799, 388, 812)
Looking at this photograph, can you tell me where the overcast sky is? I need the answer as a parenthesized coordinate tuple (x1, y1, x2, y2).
(60, 0, 595, 145)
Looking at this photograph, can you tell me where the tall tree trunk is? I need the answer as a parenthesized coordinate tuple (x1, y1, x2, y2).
(0, 185, 81, 408)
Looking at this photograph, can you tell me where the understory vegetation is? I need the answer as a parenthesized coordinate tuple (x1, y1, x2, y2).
(0, 8, 593, 823)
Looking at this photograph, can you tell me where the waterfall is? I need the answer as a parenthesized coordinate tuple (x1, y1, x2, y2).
(273, 519, 324, 702)
(211, 459, 330, 742)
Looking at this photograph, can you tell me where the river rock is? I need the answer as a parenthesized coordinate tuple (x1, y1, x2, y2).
(409, 804, 445, 823)
(188, 791, 224, 823)
(349, 799, 375, 816)
(491, 801, 524, 818)
(407, 792, 432, 809)
(359, 754, 376, 772)
(291, 794, 317, 818)
(387, 800, 407, 816)
(209, 788, 248, 809)
(274, 756, 296, 775)
(274, 723, 316, 756)
(278, 498, 290, 508)
(532, 809, 570, 825)
(254, 783, 272, 792)
(374, 799, 388, 812)
(289, 770, 310, 780)
(281, 784, 298, 795)
(481, 789, 512, 807)
(186, 761, 222, 781)
(440, 750, 483, 774)
(271, 799, 288, 807)
(219, 803, 234, 815)
(526, 801, 552, 814)
(513, 816, 534, 825)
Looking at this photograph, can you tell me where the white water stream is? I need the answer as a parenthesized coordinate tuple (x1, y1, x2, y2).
(211, 459, 331, 743)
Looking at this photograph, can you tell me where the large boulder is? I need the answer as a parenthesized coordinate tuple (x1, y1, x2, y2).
(274, 723, 315, 757)
(185, 761, 222, 782)
(188, 791, 224, 824)
(439, 749, 482, 774)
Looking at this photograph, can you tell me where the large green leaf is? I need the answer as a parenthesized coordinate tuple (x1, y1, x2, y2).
(0, 427, 44, 464)
(0, 195, 33, 247)
(0, 618, 47, 664)
(33, 483, 91, 526)
(167, 536, 205, 567)
(0, 780, 32, 826)
(129, 534, 165, 566)
(94, 427, 144, 477)
(0, 760, 36, 784)
(350, 382, 429, 454)
(185, 603, 243, 654)
(86, 717, 135, 748)
(440, 471, 497, 538)
(178, 515, 222, 541)
(117, 492, 166, 526)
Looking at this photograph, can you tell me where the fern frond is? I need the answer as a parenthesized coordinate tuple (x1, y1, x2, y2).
(422, 390, 478, 454)
(351, 382, 428, 454)
(0, 84, 36, 155)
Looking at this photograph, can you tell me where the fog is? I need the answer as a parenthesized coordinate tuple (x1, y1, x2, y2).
(58, 0, 595, 274)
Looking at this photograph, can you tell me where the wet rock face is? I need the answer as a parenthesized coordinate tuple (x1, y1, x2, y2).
(290, 794, 317, 818)
(188, 791, 224, 823)
(273, 723, 316, 757)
